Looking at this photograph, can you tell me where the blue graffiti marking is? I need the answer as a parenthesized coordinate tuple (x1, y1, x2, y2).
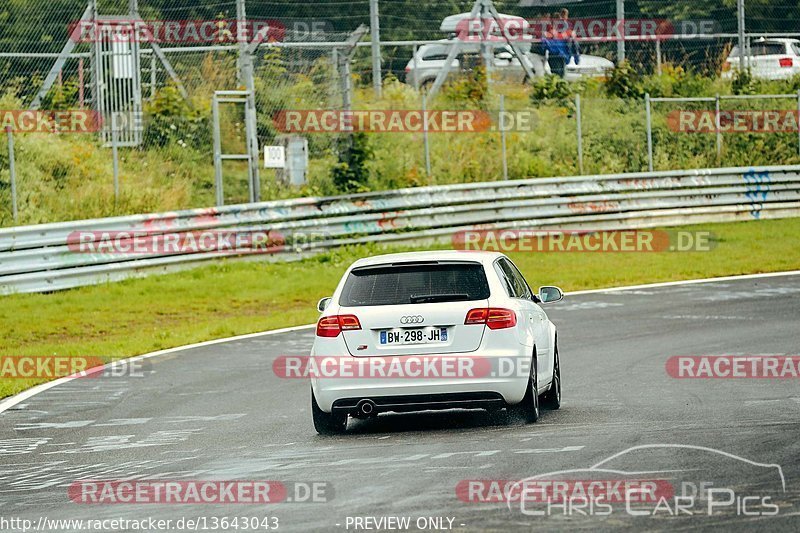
(743, 170, 771, 219)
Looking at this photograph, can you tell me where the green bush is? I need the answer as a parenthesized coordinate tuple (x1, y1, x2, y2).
(143, 85, 210, 149)
(529, 75, 574, 107)
(604, 60, 644, 99)
(731, 68, 756, 95)
(332, 132, 373, 193)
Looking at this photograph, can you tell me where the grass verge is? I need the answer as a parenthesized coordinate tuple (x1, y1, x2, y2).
(1, 218, 799, 399)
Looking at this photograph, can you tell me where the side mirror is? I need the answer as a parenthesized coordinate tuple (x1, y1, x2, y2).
(538, 286, 564, 304)
(317, 297, 332, 313)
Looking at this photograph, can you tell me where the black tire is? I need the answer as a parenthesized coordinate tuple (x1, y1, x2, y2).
(312, 390, 347, 435)
(542, 346, 561, 410)
(508, 353, 539, 423)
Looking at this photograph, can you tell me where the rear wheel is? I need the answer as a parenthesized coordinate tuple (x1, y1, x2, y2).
(311, 390, 347, 435)
(542, 347, 561, 410)
(508, 354, 539, 423)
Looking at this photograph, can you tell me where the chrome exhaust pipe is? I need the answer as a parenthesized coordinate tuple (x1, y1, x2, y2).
(356, 399, 376, 417)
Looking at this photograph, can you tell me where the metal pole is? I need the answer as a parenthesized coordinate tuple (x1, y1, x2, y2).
(78, 58, 85, 108)
(150, 53, 156, 101)
(576, 94, 584, 174)
(111, 113, 120, 203)
(715, 93, 722, 159)
(737, 0, 747, 70)
(645, 93, 653, 172)
(237, 0, 260, 202)
(616, 0, 625, 64)
(655, 39, 662, 75)
(480, 0, 493, 94)
(422, 94, 431, 178)
(369, 0, 382, 99)
(212, 94, 224, 206)
(500, 95, 508, 180)
(5, 127, 17, 223)
(412, 44, 419, 90)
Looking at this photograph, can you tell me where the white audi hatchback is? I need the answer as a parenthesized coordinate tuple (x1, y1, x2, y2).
(309, 251, 563, 434)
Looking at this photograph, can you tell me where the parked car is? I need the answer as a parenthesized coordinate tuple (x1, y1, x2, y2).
(722, 38, 800, 80)
(404, 39, 614, 88)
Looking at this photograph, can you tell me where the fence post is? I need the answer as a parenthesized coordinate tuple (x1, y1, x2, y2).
(500, 95, 508, 180)
(715, 93, 722, 159)
(369, 0, 382, 99)
(212, 94, 224, 206)
(422, 94, 431, 178)
(5, 127, 17, 223)
(655, 40, 662, 75)
(111, 113, 120, 204)
(412, 44, 419, 90)
(576, 93, 584, 174)
(645, 93, 653, 172)
(616, 0, 625, 64)
(737, 0, 747, 70)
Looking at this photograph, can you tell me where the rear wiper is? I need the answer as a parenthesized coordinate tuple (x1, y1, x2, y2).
(410, 293, 470, 303)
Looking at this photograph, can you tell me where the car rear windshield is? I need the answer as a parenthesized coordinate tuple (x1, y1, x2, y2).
(730, 43, 786, 57)
(339, 262, 490, 307)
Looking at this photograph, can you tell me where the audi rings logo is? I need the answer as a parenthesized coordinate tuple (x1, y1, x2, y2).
(400, 315, 425, 325)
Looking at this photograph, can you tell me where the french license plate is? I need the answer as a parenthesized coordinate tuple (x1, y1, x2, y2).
(380, 327, 448, 345)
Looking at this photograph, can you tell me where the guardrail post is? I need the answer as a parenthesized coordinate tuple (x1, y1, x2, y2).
(500, 94, 508, 180)
(5, 126, 18, 223)
(645, 93, 653, 172)
(576, 94, 584, 174)
(422, 94, 431, 178)
(715, 93, 722, 160)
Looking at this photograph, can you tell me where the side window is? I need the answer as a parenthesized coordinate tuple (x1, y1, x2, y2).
(495, 258, 531, 299)
(504, 259, 533, 300)
(493, 261, 517, 297)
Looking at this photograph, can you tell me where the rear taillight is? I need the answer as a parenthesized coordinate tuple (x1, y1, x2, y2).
(405, 65, 411, 72)
(780, 57, 793, 67)
(722, 61, 731, 72)
(316, 315, 361, 337)
(465, 308, 517, 330)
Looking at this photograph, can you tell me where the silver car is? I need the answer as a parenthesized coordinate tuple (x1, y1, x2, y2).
(404, 39, 614, 88)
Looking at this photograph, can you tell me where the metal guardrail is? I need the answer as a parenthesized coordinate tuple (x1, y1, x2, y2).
(1, 165, 798, 295)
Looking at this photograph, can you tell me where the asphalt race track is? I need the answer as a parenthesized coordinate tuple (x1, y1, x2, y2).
(1, 273, 799, 532)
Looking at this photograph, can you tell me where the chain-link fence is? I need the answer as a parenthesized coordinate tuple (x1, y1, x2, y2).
(3, 1, 800, 227)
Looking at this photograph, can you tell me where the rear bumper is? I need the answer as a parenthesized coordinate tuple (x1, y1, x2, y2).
(310, 352, 530, 413)
(332, 391, 505, 415)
